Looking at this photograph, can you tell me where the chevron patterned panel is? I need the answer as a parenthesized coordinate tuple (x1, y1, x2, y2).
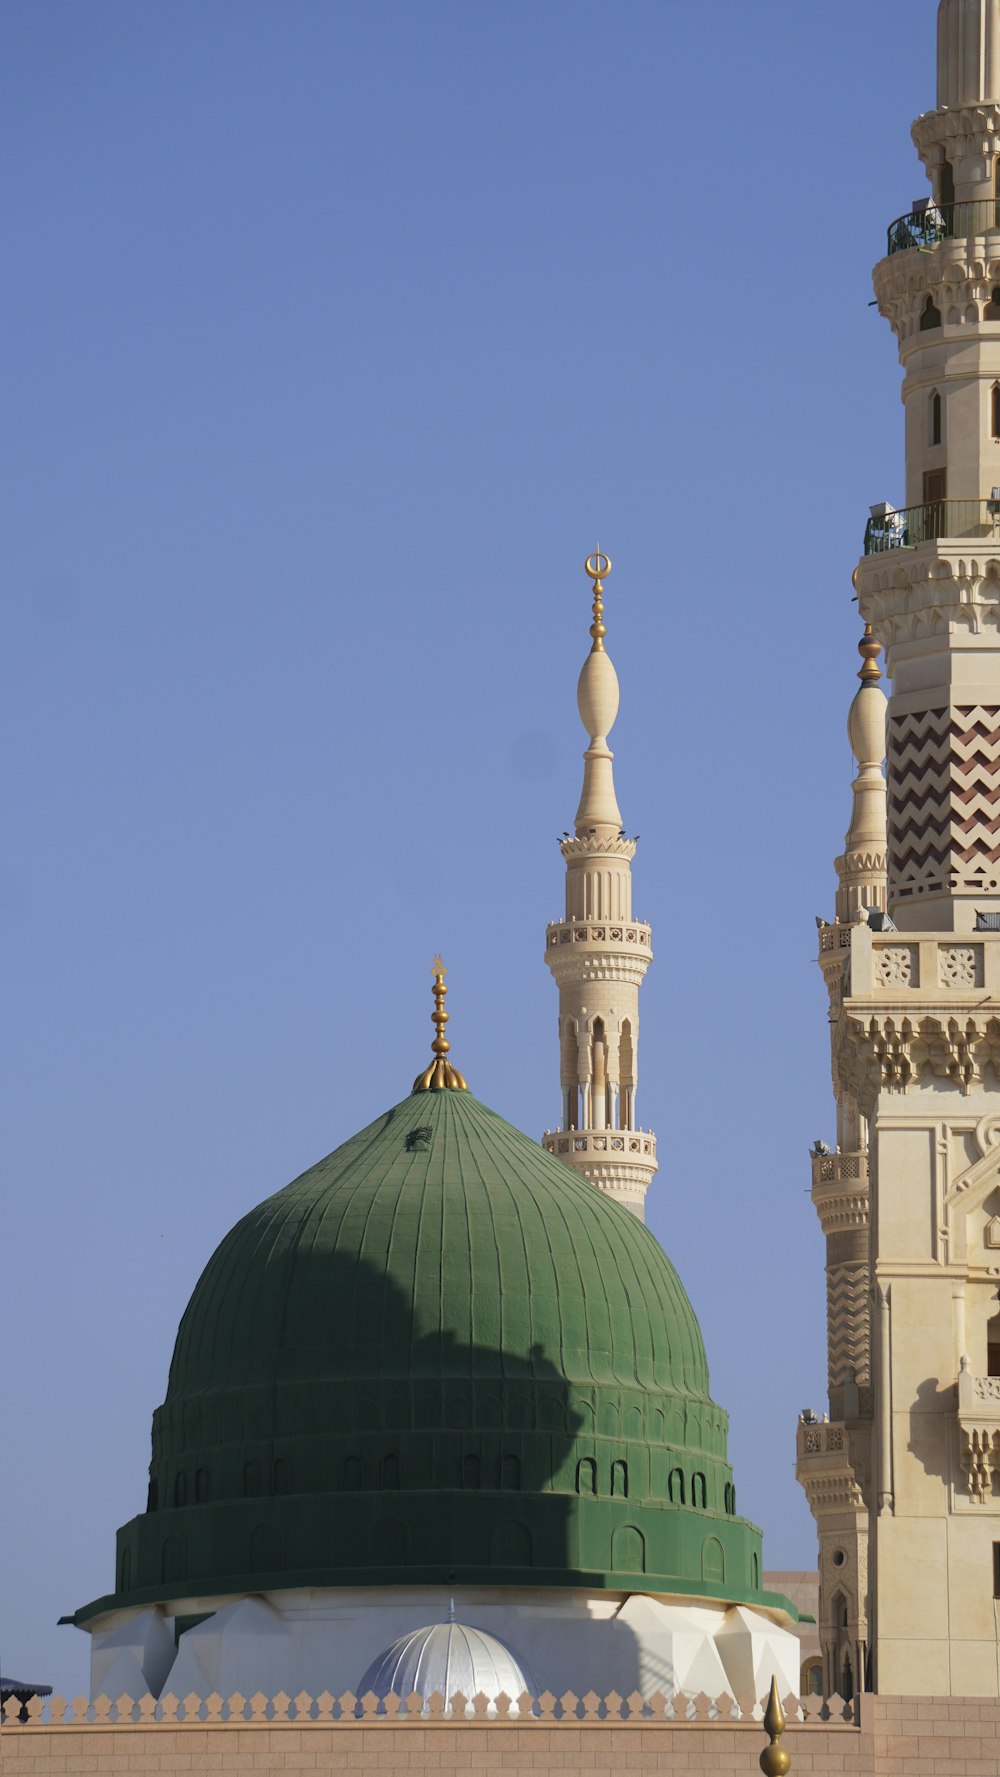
(888, 705, 1000, 902)
(827, 1264, 871, 1390)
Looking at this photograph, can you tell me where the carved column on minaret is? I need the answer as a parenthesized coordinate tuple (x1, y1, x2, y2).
(541, 553, 657, 1220)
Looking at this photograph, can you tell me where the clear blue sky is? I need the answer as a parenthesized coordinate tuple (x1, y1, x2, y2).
(3, 0, 932, 1692)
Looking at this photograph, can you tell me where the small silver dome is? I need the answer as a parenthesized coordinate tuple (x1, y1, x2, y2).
(357, 1615, 536, 1714)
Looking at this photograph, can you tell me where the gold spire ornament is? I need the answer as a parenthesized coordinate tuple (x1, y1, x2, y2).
(759, 1676, 792, 1776)
(858, 621, 883, 686)
(412, 957, 469, 1092)
(584, 549, 611, 652)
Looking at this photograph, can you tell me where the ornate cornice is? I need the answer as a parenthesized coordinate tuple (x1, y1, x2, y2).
(835, 1008, 1000, 1107)
(912, 101, 1000, 166)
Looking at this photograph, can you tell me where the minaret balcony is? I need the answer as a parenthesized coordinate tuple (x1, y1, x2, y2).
(863, 499, 1000, 556)
(546, 919, 651, 948)
(957, 1364, 1000, 1503)
(795, 1419, 867, 1514)
(544, 919, 653, 986)
(885, 197, 1000, 258)
(542, 1128, 656, 1165)
(811, 1151, 870, 1238)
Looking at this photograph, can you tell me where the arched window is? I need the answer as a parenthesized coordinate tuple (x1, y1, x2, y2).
(591, 1017, 609, 1127)
(576, 1457, 597, 1496)
(940, 159, 955, 209)
(463, 1453, 481, 1489)
(802, 1660, 823, 1697)
(160, 1534, 185, 1584)
(561, 1018, 579, 1130)
(989, 1307, 1000, 1377)
(611, 1459, 628, 1498)
(701, 1536, 725, 1583)
(501, 1453, 521, 1490)
(668, 1467, 685, 1504)
(692, 1472, 707, 1509)
(986, 288, 1000, 321)
(920, 295, 942, 331)
(342, 1455, 362, 1490)
(751, 1552, 760, 1588)
(992, 385, 1000, 440)
(930, 390, 942, 446)
(612, 1525, 645, 1573)
(618, 1016, 632, 1123)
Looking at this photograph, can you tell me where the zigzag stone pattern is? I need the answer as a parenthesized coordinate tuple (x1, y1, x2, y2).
(887, 704, 1000, 902)
(827, 1265, 871, 1393)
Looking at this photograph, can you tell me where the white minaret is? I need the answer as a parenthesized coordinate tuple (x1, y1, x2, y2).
(541, 553, 656, 1220)
(802, 0, 1000, 1701)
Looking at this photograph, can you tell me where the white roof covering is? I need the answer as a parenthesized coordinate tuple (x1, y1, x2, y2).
(357, 1616, 535, 1713)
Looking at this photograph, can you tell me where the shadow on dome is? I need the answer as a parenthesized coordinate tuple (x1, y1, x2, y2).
(105, 1244, 611, 1609)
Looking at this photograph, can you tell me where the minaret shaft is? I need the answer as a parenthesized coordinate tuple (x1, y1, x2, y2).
(542, 555, 657, 1219)
(802, 2, 1000, 1703)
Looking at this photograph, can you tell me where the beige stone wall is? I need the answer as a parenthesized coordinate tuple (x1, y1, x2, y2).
(3, 1696, 1000, 1776)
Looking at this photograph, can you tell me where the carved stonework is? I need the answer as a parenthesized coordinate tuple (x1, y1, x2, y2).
(941, 946, 982, 988)
(874, 946, 916, 988)
(887, 706, 1000, 906)
(835, 1011, 1000, 1109)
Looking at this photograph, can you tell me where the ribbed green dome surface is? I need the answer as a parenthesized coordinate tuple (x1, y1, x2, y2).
(77, 1089, 777, 1622)
(169, 1088, 710, 1401)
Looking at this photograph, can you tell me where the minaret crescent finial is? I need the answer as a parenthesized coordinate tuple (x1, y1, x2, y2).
(412, 957, 469, 1092)
(584, 549, 611, 652)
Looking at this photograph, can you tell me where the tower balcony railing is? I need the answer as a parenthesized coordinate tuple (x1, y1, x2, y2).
(886, 197, 1000, 256)
(863, 499, 1000, 555)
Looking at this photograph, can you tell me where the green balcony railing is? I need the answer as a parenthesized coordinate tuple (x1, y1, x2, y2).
(886, 198, 1000, 256)
(864, 499, 1000, 554)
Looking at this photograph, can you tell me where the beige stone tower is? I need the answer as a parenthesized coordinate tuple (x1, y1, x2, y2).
(541, 553, 657, 1219)
(801, 0, 1000, 1699)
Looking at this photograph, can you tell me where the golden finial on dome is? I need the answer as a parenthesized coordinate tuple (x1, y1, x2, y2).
(412, 957, 469, 1093)
(858, 621, 883, 686)
(759, 1676, 792, 1776)
(584, 548, 612, 652)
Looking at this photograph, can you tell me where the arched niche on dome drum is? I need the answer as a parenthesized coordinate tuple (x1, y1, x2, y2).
(702, 1536, 725, 1584)
(612, 1524, 645, 1574)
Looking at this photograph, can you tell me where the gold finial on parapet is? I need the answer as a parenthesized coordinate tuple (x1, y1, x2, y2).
(584, 549, 612, 652)
(858, 622, 883, 686)
(412, 957, 469, 1093)
(759, 1676, 792, 1776)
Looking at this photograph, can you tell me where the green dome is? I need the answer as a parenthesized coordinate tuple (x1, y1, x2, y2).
(76, 1089, 775, 1622)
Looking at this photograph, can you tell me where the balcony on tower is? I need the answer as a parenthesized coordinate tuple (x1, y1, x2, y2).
(885, 197, 1000, 259)
(863, 497, 1000, 556)
(958, 1359, 1000, 1502)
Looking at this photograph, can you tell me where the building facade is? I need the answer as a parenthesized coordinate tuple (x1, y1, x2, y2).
(800, 0, 1000, 1700)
